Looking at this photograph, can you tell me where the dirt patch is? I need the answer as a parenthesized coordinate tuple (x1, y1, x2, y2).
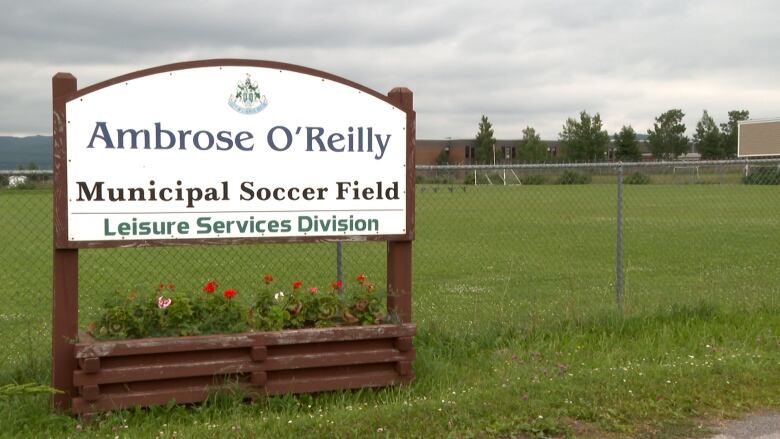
(702, 411, 780, 439)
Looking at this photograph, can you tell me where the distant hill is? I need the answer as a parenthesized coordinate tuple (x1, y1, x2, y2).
(0, 136, 52, 170)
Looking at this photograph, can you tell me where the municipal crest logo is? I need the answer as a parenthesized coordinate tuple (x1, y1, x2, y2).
(228, 73, 268, 114)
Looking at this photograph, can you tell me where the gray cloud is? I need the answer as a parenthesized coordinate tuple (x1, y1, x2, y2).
(0, 0, 778, 139)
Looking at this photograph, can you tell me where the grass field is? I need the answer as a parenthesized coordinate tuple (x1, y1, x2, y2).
(1, 182, 779, 438)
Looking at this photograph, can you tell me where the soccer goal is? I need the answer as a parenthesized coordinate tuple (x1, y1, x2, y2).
(672, 165, 699, 183)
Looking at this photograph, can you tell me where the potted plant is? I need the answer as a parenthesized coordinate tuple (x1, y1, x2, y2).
(71, 275, 415, 416)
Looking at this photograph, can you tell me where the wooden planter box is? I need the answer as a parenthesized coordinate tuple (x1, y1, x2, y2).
(71, 324, 415, 416)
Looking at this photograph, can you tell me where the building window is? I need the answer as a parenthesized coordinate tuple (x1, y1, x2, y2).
(502, 146, 511, 160)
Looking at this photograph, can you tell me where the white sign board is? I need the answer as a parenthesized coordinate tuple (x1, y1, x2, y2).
(65, 66, 407, 242)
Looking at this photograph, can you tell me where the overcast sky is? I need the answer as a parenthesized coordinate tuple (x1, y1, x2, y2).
(0, 0, 777, 139)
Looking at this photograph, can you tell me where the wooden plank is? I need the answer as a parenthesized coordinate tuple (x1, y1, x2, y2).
(73, 358, 260, 386)
(71, 384, 253, 415)
(74, 333, 260, 358)
(264, 349, 415, 371)
(75, 324, 415, 358)
(270, 362, 392, 380)
(268, 338, 393, 356)
(258, 324, 416, 346)
(99, 375, 248, 394)
(265, 369, 404, 395)
(97, 347, 250, 369)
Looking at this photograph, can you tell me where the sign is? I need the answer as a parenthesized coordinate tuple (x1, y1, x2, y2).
(64, 65, 409, 243)
(738, 118, 780, 157)
(50, 62, 415, 411)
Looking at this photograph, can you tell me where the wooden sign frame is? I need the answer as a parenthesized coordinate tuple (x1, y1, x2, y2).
(51, 60, 415, 412)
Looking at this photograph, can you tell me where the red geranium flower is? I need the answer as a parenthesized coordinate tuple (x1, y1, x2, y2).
(168, 283, 175, 290)
(331, 280, 343, 290)
(367, 282, 376, 291)
(263, 274, 273, 285)
(356, 274, 366, 284)
(308, 287, 318, 295)
(292, 280, 303, 290)
(158, 282, 165, 290)
(223, 288, 237, 299)
(203, 280, 217, 293)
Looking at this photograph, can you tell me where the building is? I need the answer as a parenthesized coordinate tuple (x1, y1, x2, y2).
(417, 138, 565, 166)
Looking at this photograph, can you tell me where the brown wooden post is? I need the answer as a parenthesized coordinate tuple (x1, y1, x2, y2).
(52, 72, 78, 411)
(386, 88, 415, 323)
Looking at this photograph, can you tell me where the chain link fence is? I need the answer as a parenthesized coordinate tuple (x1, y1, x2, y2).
(2, 159, 779, 384)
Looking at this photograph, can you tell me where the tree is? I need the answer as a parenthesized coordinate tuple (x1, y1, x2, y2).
(693, 110, 723, 159)
(474, 115, 496, 164)
(558, 111, 609, 162)
(516, 126, 546, 163)
(613, 125, 642, 162)
(719, 110, 749, 158)
(647, 109, 689, 160)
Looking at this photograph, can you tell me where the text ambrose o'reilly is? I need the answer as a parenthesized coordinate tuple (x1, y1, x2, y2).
(85, 122, 393, 160)
(102, 215, 382, 237)
(75, 180, 400, 208)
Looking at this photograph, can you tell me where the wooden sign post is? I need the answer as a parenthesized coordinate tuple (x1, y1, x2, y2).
(51, 60, 415, 414)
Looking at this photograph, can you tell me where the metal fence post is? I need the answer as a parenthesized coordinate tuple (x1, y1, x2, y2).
(616, 162, 624, 314)
(336, 242, 343, 290)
